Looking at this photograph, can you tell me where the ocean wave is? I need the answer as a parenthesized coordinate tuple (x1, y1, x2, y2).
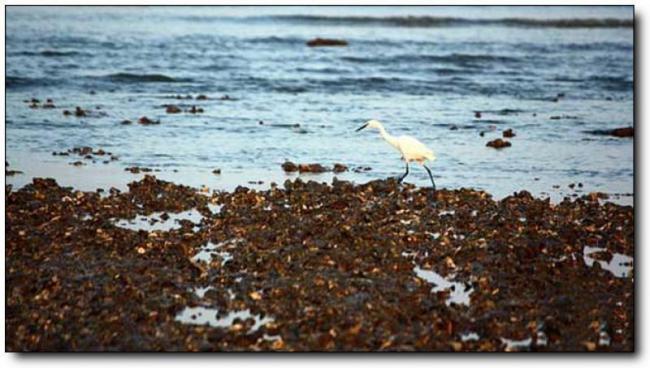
(342, 53, 520, 66)
(5, 76, 54, 88)
(104, 73, 191, 83)
(258, 15, 632, 28)
(246, 36, 306, 45)
(12, 50, 85, 57)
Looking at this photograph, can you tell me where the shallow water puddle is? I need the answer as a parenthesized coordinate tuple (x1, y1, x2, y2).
(500, 337, 533, 352)
(583, 246, 632, 278)
(413, 266, 473, 306)
(113, 208, 203, 232)
(175, 306, 274, 332)
(191, 286, 214, 298)
(207, 203, 223, 214)
(192, 238, 243, 266)
(460, 332, 480, 342)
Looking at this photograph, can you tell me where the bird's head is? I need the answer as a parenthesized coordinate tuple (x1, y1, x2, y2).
(355, 119, 382, 132)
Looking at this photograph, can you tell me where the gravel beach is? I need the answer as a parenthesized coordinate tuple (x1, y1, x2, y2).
(6, 175, 633, 351)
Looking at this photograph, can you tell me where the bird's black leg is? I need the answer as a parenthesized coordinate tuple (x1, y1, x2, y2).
(423, 164, 436, 196)
(397, 162, 409, 184)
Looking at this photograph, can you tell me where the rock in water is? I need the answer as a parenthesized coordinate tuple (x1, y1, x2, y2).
(306, 38, 348, 47)
(486, 138, 511, 149)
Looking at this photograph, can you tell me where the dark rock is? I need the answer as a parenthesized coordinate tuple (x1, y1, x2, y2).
(333, 163, 348, 173)
(196, 95, 209, 100)
(282, 161, 298, 172)
(188, 106, 204, 114)
(502, 129, 515, 138)
(138, 117, 160, 125)
(212, 169, 221, 175)
(585, 127, 633, 138)
(585, 192, 609, 201)
(474, 111, 482, 119)
(166, 105, 182, 114)
(486, 139, 511, 149)
(42, 99, 56, 108)
(306, 38, 348, 47)
(120, 120, 132, 125)
(611, 127, 633, 138)
(125, 167, 152, 174)
(298, 163, 327, 173)
(352, 166, 372, 173)
(75, 107, 87, 117)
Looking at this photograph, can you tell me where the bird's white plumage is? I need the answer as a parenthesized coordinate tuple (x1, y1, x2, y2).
(361, 119, 435, 164)
(395, 135, 436, 163)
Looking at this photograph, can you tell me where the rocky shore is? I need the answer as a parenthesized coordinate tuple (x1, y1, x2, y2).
(5, 176, 633, 351)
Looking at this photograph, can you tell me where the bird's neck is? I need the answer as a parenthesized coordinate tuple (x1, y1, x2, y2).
(378, 126, 399, 149)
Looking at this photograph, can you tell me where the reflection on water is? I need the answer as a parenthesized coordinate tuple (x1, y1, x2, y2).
(501, 336, 533, 352)
(113, 208, 203, 232)
(413, 266, 473, 306)
(175, 306, 274, 332)
(583, 246, 632, 278)
(191, 238, 243, 266)
(460, 332, 480, 342)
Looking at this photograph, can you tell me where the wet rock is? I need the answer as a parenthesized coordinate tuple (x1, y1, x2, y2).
(282, 161, 298, 172)
(298, 163, 327, 173)
(333, 163, 348, 173)
(486, 139, 511, 149)
(474, 111, 482, 119)
(125, 166, 153, 174)
(353, 166, 372, 173)
(212, 169, 221, 175)
(6, 169, 23, 176)
(75, 107, 87, 117)
(4, 175, 633, 352)
(502, 129, 515, 138)
(138, 116, 160, 125)
(585, 192, 610, 201)
(306, 38, 348, 47)
(610, 127, 633, 138)
(166, 105, 182, 114)
(42, 99, 56, 108)
(196, 95, 209, 100)
(120, 120, 132, 125)
(188, 106, 204, 114)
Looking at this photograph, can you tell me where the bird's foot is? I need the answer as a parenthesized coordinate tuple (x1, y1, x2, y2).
(429, 190, 437, 206)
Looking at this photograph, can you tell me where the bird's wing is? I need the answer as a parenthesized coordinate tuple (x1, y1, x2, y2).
(398, 135, 436, 161)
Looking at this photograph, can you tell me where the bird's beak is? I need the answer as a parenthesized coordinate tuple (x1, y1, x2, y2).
(355, 123, 368, 132)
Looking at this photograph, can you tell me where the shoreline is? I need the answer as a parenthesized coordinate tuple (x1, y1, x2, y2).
(5, 150, 635, 207)
(6, 174, 634, 351)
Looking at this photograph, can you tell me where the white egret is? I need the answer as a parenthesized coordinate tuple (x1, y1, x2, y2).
(356, 119, 437, 192)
